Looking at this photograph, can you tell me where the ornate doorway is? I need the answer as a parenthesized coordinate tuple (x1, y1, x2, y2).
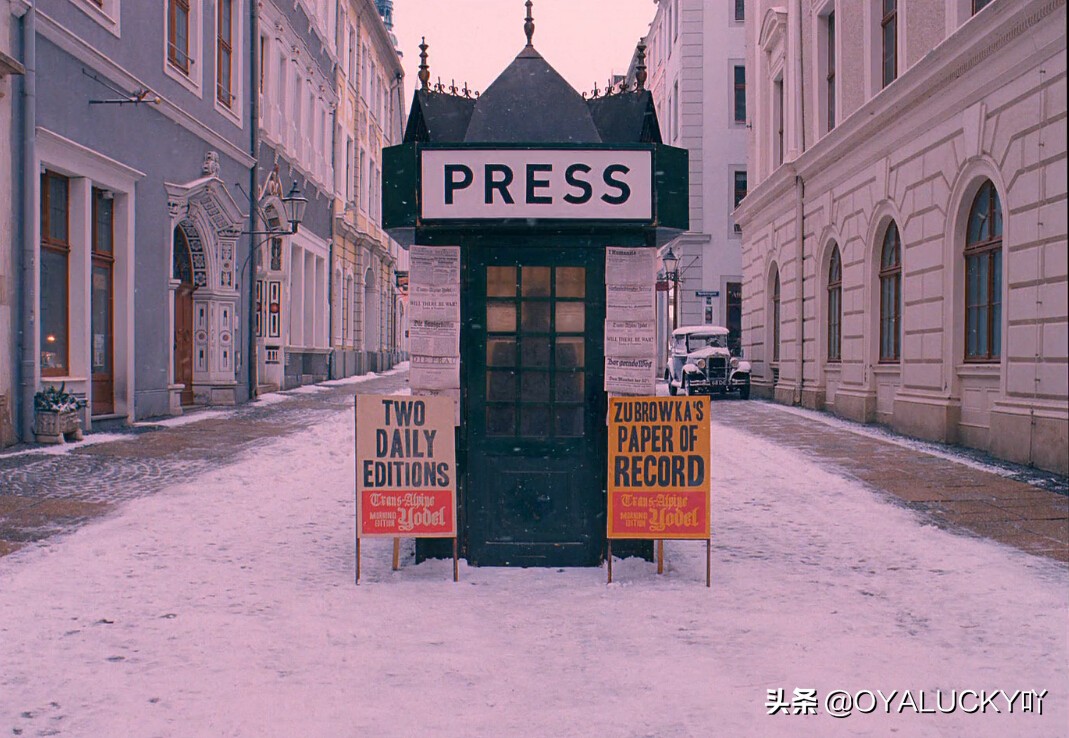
(173, 227, 195, 406)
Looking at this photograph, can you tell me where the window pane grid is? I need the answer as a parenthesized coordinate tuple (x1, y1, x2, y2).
(485, 265, 586, 439)
(964, 181, 1002, 362)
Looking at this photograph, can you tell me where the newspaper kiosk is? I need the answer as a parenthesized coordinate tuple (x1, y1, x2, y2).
(383, 14, 688, 567)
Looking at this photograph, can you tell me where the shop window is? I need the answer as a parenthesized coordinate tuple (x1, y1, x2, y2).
(41, 172, 70, 376)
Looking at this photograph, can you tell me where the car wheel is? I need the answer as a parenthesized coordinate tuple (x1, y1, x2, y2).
(666, 369, 677, 396)
(739, 384, 750, 400)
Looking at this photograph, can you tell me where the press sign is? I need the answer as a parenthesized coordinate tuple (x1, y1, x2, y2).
(421, 148, 653, 221)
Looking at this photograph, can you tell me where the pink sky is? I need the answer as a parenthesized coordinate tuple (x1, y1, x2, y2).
(393, 0, 656, 101)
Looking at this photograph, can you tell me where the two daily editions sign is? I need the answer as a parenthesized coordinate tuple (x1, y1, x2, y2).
(607, 396, 711, 539)
(421, 149, 653, 221)
(356, 395, 456, 538)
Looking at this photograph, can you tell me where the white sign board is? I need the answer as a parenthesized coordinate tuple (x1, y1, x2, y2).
(421, 149, 653, 221)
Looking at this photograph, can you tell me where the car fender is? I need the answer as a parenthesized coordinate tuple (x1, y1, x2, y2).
(737, 360, 751, 374)
(683, 362, 701, 374)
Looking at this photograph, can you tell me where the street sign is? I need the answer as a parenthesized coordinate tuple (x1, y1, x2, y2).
(695, 290, 719, 297)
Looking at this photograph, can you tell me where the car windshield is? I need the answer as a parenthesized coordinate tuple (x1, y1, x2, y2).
(688, 334, 727, 351)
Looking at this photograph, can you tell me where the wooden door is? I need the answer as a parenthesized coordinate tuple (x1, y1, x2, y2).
(465, 245, 606, 567)
(174, 285, 195, 406)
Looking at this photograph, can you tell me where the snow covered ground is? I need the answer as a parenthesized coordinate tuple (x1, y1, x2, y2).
(0, 396, 1065, 737)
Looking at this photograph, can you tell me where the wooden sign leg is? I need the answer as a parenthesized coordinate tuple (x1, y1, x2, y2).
(356, 535, 361, 585)
(452, 538, 459, 582)
(706, 538, 711, 588)
(392, 538, 401, 571)
(355, 397, 360, 585)
(607, 540, 613, 584)
(657, 539, 664, 574)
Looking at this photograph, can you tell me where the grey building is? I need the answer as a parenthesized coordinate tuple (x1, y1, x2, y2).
(9, 0, 257, 440)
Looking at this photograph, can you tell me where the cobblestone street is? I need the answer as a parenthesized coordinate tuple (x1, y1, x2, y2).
(2, 371, 1066, 565)
(0, 370, 410, 555)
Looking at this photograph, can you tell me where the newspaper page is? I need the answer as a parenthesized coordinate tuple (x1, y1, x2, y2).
(604, 356, 657, 395)
(605, 247, 656, 286)
(410, 355, 460, 390)
(410, 245, 461, 291)
(409, 318, 460, 357)
(604, 320, 657, 358)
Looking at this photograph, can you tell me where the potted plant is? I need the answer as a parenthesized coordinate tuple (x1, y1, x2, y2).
(34, 383, 84, 444)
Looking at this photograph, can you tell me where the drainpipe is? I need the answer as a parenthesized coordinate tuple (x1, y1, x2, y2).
(791, 0, 806, 407)
(17, 1, 36, 440)
(247, 0, 260, 399)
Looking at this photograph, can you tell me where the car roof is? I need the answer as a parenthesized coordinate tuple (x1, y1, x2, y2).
(672, 325, 729, 337)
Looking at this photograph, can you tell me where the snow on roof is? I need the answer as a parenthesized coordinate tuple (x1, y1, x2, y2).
(672, 325, 728, 336)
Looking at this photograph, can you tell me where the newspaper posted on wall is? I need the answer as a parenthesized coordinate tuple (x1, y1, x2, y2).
(356, 394, 457, 538)
(604, 355, 657, 395)
(604, 320, 657, 357)
(409, 245, 461, 292)
(411, 355, 461, 390)
(607, 396, 711, 540)
(606, 247, 656, 286)
(409, 318, 460, 357)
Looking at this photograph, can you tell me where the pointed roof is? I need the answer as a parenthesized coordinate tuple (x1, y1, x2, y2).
(463, 46, 601, 144)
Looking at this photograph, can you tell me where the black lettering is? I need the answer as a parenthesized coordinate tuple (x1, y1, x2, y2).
(437, 461, 451, 486)
(601, 164, 631, 205)
(687, 455, 705, 486)
(564, 163, 593, 204)
(526, 164, 553, 204)
(376, 429, 388, 457)
(614, 456, 630, 486)
(485, 164, 515, 204)
(444, 165, 473, 205)
(362, 460, 374, 487)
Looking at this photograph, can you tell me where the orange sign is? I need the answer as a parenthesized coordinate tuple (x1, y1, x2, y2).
(607, 396, 711, 539)
(356, 395, 456, 538)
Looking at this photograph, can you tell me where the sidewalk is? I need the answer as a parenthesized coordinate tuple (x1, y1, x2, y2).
(711, 399, 1069, 564)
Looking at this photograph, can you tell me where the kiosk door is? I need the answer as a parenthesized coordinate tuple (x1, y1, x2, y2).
(466, 246, 606, 566)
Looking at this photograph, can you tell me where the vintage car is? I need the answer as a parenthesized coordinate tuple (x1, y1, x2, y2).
(664, 325, 751, 399)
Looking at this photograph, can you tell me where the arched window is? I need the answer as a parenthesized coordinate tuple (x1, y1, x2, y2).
(827, 245, 842, 362)
(173, 226, 194, 284)
(965, 180, 1002, 361)
(879, 222, 901, 362)
(772, 269, 781, 362)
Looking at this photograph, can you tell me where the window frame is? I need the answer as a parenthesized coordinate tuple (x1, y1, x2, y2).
(734, 0, 745, 22)
(91, 188, 116, 386)
(880, 0, 898, 88)
(827, 245, 842, 362)
(168, 0, 192, 74)
(826, 11, 836, 131)
(733, 65, 747, 124)
(771, 270, 781, 363)
(878, 222, 902, 363)
(216, 0, 234, 108)
(964, 181, 1002, 363)
(40, 171, 71, 378)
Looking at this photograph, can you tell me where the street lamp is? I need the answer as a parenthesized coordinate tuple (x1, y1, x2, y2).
(662, 245, 680, 332)
(282, 182, 308, 234)
(240, 181, 307, 400)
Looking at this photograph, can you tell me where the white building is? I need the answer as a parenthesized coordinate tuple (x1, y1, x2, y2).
(735, 0, 1067, 474)
(635, 0, 747, 363)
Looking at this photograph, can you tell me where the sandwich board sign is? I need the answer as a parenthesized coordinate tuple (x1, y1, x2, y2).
(606, 395, 711, 585)
(355, 394, 457, 582)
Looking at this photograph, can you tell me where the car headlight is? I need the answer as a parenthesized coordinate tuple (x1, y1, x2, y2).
(697, 358, 706, 369)
(731, 357, 739, 368)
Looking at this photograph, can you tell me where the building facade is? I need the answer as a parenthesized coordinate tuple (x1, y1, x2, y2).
(735, 0, 1068, 474)
(255, 0, 337, 391)
(329, 0, 406, 380)
(635, 0, 747, 364)
(8, 0, 256, 443)
(1, 1, 26, 447)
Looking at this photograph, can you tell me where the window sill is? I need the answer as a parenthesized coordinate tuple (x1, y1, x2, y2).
(872, 363, 900, 375)
(163, 59, 203, 98)
(957, 362, 1001, 379)
(75, 0, 121, 37)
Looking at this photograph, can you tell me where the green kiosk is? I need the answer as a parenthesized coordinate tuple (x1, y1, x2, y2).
(383, 8, 688, 568)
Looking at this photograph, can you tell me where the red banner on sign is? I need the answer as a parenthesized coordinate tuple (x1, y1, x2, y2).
(360, 489, 455, 536)
(608, 490, 708, 538)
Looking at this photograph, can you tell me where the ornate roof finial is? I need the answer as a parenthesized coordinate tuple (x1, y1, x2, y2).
(418, 37, 430, 92)
(635, 40, 648, 92)
(524, 0, 535, 47)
